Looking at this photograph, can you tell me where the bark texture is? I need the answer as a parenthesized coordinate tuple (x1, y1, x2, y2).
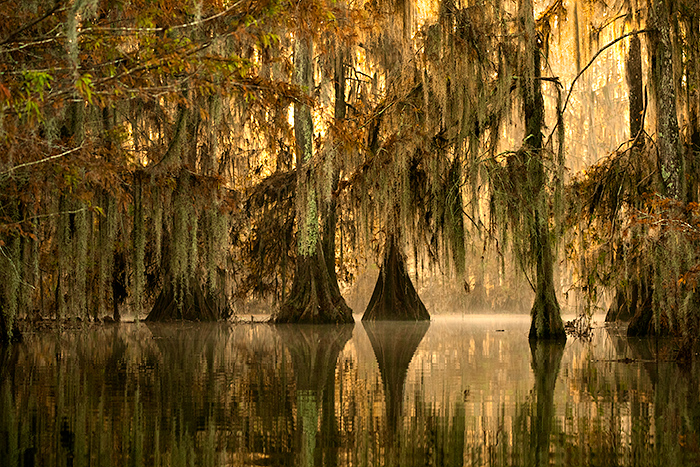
(146, 276, 227, 322)
(649, 0, 683, 200)
(274, 247, 354, 324)
(362, 235, 430, 321)
(273, 32, 353, 324)
(520, 0, 565, 341)
(528, 213, 566, 341)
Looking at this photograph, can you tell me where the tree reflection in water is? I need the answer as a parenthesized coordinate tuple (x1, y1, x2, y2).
(363, 320, 430, 458)
(512, 340, 565, 466)
(274, 323, 354, 467)
(2, 318, 700, 466)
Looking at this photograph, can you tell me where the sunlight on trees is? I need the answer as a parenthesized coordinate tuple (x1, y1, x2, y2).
(0, 0, 699, 349)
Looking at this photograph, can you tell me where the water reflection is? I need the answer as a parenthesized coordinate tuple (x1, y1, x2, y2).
(363, 321, 429, 439)
(1, 316, 700, 466)
(513, 340, 565, 467)
(274, 324, 354, 467)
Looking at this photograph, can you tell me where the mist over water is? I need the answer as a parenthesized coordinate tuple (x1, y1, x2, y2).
(1, 315, 698, 466)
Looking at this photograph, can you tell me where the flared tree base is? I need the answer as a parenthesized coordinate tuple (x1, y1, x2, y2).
(605, 289, 634, 322)
(146, 276, 228, 321)
(362, 236, 430, 321)
(625, 276, 664, 337)
(529, 286, 566, 341)
(273, 248, 353, 324)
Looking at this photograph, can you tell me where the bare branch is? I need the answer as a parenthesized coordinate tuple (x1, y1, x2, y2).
(1, 145, 83, 177)
(547, 30, 651, 144)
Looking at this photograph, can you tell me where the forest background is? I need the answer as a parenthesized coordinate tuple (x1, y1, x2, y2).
(0, 0, 699, 351)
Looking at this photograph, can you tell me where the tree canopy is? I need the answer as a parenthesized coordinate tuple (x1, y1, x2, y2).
(1, 0, 699, 349)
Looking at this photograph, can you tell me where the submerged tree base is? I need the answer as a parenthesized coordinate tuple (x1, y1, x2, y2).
(146, 277, 228, 322)
(605, 289, 634, 322)
(362, 236, 430, 321)
(272, 247, 353, 324)
(529, 288, 566, 341)
(626, 277, 656, 337)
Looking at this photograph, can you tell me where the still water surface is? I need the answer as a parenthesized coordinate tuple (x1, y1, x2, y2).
(1, 314, 699, 466)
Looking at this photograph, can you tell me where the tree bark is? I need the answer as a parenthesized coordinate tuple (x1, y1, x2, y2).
(628, 0, 683, 336)
(275, 246, 353, 323)
(520, 0, 565, 341)
(649, 0, 683, 200)
(146, 275, 226, 321)
(362, 235, 430, 321)
(529, 210, 566, 340)
(321, 38, 348, 297)
(274, 32, 352, 324)
(626, 33, 644, 141)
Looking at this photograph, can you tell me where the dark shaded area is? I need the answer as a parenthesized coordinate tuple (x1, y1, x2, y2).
(112, 250, 127, 322)
(626, 33, 644, 142)
(362, 236, 430, 321)
(626, 276, 656, 337)
(363, 320, 429, 439)
(0, 309, 21, 344)
(605, 278, 645, 323)
(146, 277, 229, 321)
(273, 247, 354, 324)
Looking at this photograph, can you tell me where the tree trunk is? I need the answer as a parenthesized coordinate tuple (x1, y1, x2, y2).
(275, 246, 353, 323)
(362, 235, 430, 321)
(321, 38, 348, 297)
(649, 0, 683, 200)
(520, 0, 565, 341)
(274, 32, 352, 324)
(607, 32, 646, 323)
(626, 274, 656, 336)
(628, 0, 683, 336)
(146, 275, 227, 322)
(529, 210, 566, 340)
(685, 13, 700, 203)
(627, 33, 644, 142)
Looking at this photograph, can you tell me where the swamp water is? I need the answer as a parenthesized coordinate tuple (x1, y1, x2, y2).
(1, 314, 699, 467)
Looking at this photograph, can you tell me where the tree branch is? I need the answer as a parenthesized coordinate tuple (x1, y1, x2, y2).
(1, 145, 83, 177)
(547, 30, 651, 144)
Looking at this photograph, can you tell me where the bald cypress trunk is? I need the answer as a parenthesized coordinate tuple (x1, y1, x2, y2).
(608, 32, 646, 323)
(649, 0, 683, 200)
(627, 33, 644, 142)
(273, 33, 352, 324)
(520, 0, 565, 341)
(321, 39, 347, 297)
(627, 0, 683, 337)
(362, 235, 430, 321)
